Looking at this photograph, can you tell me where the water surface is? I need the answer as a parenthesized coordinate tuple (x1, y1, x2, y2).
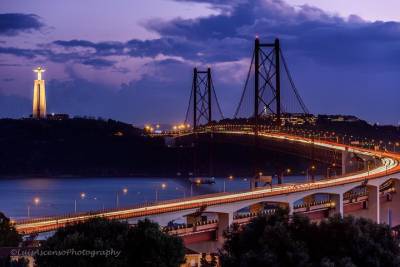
(0, 176, 308, 219)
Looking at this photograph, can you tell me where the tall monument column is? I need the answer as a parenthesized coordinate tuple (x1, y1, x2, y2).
(32, 67, 47, 118)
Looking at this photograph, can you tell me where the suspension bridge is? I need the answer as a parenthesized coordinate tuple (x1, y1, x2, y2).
(13, 38, 400, 249)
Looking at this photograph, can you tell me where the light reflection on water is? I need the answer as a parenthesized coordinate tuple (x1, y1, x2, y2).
(0, 176, 309, 219)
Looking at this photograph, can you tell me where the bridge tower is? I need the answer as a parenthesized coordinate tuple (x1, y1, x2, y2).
(193, 67, 212, 130)
(254, 37, 281, 126)
(185, 67, 223, 130)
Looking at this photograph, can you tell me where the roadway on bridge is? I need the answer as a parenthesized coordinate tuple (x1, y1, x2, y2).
(14, 130, 400, 234)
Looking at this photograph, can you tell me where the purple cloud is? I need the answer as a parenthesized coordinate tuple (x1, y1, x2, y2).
(0, 0, 399, 124)
(0, 13, 44, 36)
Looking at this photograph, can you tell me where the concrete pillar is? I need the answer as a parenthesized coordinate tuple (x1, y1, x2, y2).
(367, 186, 380, 223)
(288, 201, 294, 216)
(217, 212, 233, 242)
(381, 179, 400, 226)
(330, 193, 343, 217)
(342, 149, 350, 175)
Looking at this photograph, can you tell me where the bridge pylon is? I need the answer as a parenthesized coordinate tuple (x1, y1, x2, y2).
(184, 67, 224, 130)
(254, 37, 281, 126)
(234, 37, 309, 123)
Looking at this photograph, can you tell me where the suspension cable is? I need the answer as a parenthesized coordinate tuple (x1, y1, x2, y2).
(234, 49, 255, 118)
(210, 76, 224, 120)
(280, 48, 310, 114)
(184, 82, 194, 124)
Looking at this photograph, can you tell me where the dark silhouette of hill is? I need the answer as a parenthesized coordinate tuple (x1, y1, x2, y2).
(0, 118, 311, 177)
(0, 118, 168, 176)
(1, 115, 396, 178)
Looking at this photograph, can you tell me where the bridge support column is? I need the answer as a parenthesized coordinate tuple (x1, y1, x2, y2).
(341, 149, 350, 175)
(381, 179, 400, 226)
(288, 201, 294, 216)
(217, 212, 233, 242)
(367, 185, 380, 223)
(330, 193, 343, 217)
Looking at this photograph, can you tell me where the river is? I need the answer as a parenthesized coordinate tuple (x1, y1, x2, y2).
(0, 175, 310, 219)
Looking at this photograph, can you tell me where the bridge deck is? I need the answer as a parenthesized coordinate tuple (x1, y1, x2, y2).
(14, 130, 400, 234)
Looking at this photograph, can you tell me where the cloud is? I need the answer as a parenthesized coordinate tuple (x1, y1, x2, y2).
(1, 0, 400, 124)
(81, 58, 115, 68)
(2, 1, 400, 68)
(41, 59, 194, 124)
(8, 0, 399, 68)
(0, 13, 44, 36)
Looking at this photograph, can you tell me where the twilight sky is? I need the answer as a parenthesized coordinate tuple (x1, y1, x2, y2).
(0, 0, 399, 125)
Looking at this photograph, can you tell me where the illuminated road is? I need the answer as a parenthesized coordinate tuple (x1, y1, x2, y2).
(14, 130, 400, 234)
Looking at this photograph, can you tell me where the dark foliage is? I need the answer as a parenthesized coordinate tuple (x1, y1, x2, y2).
(0, 212, 27, 267)
(220, 208, 400, 267)
(126, 219, 185, 267)
(0, 212, 21, 247)
(35, 218, 185, 267)
(0, 257, 29, 267)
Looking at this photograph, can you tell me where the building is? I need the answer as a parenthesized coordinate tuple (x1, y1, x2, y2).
(181, 248, 220, 267)
(47, 113, 70, 120)
(32, 67, 46, 118)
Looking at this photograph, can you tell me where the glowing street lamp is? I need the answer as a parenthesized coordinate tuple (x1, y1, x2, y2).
(34, 197, 40, 205)
(28, 197, 41, 218)
(156, 183, 167, 202)
(74, 192, 86, 213)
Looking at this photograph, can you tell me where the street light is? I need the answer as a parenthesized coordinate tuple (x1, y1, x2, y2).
(156, 183, 167, 202)
(74, 192, 86, 213)
(306, 165, 316, 182)
(116, 188, 128, 208)
(28, 197, 41, 218)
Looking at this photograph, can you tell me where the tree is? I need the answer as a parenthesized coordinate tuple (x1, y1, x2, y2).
(0, 212, 21, 247)
(0, 212, 27, 267)
(220, 208, 400, 267)
(126, 219, 185, 267)
(35, 218, 185, 267)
